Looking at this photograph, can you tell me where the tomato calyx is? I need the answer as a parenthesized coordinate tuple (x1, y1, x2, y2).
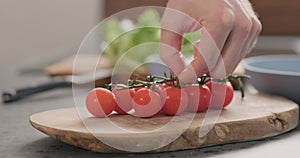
(196, 74, 211, 86)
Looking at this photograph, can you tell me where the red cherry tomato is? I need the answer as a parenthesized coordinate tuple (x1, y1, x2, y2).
(112, 84, 135, 114)
(150, 84, 167, 105)
(133, 86, 147, 93)
(207, 81, 234, 109)
(223, 82, 234, 107)
(185, 84, 211, 112)
(162, 87, 188, 115)
(132, 88, 162, 117)
(86, 88, 117, 117)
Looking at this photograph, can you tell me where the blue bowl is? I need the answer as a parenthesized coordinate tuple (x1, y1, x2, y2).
(243, 55, 300, 104)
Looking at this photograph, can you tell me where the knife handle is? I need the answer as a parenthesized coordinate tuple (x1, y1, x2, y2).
(2, 81, 72, 103)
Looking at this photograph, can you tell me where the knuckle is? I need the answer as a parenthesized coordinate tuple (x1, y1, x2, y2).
(253, 18, 263, 33)
(218, 9, 235, 28)
(236, 17, 252, 38)
(249, 16, 263, 33)
(239, 19, 252, 33)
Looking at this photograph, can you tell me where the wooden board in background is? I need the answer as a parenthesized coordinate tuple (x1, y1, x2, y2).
(44, 54, 112, 77)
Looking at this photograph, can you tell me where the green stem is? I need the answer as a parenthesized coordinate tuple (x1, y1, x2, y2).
(228, 74, 250, 99)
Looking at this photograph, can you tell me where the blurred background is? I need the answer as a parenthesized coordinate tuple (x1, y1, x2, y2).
(1, 0, 300, 86)
(0, 0, 103, 76)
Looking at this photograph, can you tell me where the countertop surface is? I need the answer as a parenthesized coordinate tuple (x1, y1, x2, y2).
(1, 62, 300, 158)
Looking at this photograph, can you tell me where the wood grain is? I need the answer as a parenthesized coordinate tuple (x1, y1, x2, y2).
(30, 93, 299, 153)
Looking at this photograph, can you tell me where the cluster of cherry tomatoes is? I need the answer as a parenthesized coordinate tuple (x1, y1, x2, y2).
(85, 74, 245, 118)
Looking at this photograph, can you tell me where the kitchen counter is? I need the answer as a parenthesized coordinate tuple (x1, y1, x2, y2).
(0, 60, 300, 158)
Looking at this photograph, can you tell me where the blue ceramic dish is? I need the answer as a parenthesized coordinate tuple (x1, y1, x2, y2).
(243, 55, 300, 104)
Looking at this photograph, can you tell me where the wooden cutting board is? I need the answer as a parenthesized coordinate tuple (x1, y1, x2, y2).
(44, 54, 148, 85)
(45, 54, 113, 77)
(30, 93, 299, 153)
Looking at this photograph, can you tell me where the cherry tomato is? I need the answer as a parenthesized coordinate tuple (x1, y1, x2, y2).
(162, 87, 188, 115)
(132, 88, 162, 117)
(112, 84, 135, 114)
(223, 82, 234, 107)
(133, 86, 147, 93)
(86, 88, 117, 117)
(207, 81, 234, 109)
(161, 81, 177, 88)
(150, 84, 167, 105)
(185, 84, 211, 112)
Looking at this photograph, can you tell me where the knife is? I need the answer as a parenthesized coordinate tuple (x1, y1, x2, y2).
(2, 69, 112, 103)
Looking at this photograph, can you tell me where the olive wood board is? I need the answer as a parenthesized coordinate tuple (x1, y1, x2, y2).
(44, 54, 112, 77)
(30, 93, 299, 153)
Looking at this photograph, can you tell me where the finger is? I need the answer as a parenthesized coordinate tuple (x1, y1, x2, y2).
(160, 30, 185, 76)
(177, 40, 210, 83)
(231, 0, 262, 70)
(240, 0, 262, 56)
(160, 8, 201, 76)
(180, 9, 235, 80)
(211, 0, 252, 77)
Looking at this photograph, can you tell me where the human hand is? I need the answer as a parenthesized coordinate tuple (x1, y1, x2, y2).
(160, 0, 262, 82)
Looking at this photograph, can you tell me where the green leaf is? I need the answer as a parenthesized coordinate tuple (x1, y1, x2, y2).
(101, 9, 201, 66)
(137, 9, 161, 27)
(181, 29, 202, 54)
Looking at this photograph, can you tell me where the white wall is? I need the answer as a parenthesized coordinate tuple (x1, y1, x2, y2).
(0, 0, 104, 69)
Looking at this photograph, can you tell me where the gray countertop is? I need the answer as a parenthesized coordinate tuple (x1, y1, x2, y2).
(1, 65, 300, 158)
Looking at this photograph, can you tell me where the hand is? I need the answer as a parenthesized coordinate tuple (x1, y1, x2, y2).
(160, 0, 262, 82)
